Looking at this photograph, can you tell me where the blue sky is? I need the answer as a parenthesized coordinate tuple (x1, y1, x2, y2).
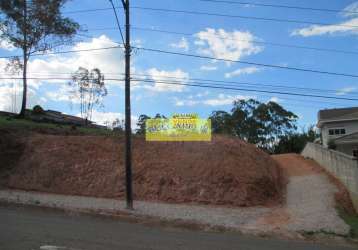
(1, 0, 358, 128)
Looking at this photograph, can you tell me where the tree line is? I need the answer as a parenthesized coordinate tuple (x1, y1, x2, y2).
(135, 99, 318, 154)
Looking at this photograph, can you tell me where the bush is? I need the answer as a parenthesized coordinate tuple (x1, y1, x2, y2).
(32, 105, 44, 115)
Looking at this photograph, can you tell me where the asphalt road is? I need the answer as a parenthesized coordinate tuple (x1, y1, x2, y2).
(0, 204, 355, 250)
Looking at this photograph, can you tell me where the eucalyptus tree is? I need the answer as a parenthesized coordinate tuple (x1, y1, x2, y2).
(69, 67, 107, 124)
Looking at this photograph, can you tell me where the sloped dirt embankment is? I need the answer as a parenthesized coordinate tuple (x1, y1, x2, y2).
(0, 130, 286, 207)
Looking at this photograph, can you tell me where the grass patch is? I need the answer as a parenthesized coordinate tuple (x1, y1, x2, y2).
(0, 115, 118, 136)
(337, 207, 358, 239)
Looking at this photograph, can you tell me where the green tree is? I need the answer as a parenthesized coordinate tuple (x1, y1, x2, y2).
(231, 99, 261, 143)
(210, 99, 298, 152)
(209, 110, 234, 135)
(135, 114, 167, 135)
(136, 114, 151, 135)
(255, 101, 298, 150)
(274, 126, 319, 154)
(0, 0, 80, 117)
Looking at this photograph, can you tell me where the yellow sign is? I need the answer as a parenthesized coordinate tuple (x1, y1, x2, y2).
(146, 115, 211, 141)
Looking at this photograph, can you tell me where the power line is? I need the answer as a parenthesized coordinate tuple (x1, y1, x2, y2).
(9, 71, 358, 96)
(1, 75, 356, 103)
(134, 78, 358, 101)
(4, 71, 358, 97)
(133, 46, 358, 78)
(126, 26, 358, 56)
(108, 0, 126, 45)
(63, 6, 358, 29)
(131, 6, 358, 29)
(0, 45, 124, 59)
(199, 0, 358, 15)
(127, 72, 358, 96)
(3, 44, 357, 78)
(84, 26, 358, 55)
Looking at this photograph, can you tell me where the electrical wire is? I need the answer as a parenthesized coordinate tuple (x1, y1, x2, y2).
(63, 5, 358, 29)
(4, 71, 358, 97)
(132, 78, 358, 101)
(108, 0, 126, 46)
(1, 75, 356, 101)
(131, 6, 358, 29)
(133, 46, 358, 78)
(82, 25, 358, 55)
(199, 0, 358, 15)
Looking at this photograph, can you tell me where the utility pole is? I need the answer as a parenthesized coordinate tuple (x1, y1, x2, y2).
(123, 0, 133, 210)
(110, 0, 133, 210)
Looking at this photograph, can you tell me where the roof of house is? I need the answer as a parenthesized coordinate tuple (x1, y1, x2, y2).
(317, 107, 358, 127)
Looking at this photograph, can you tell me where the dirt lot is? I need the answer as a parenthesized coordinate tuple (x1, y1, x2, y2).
(0, 130, 286, 207)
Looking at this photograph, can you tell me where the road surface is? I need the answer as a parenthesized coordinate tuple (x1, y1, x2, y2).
(0, 203, 354, 250)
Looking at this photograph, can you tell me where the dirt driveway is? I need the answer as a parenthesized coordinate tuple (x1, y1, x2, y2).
(268, 154, 349, 235)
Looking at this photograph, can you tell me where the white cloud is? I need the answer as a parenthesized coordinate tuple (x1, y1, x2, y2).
(336, 86, 357, 95)
(195, 28, 263, 65)
(342, 2, 358, 17)
(268, 96, 282, 103)
(46, 85, 79, 103)
(0, 83, 18, 112)
(203, 94, 254, 106)
(196, 90, 210, 98)
(0, 82, 46, 113)
(225, 66, 260, 78)
(170, 37, 189, 51)
(0, 31, 16, 51)
(145, 68, 189, 92)
(0, 40, 15, 51)
(29, 35, 125, 85)
(175, 93, 255, 107)
(292, 18, 358, 37)
(0, 35, 127, 90)
(175, 99, 199, 107)
(200, 65, 218, 71)
(292, 2, 358, 37)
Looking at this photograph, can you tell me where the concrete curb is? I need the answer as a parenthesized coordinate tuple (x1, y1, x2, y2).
(0, 189, 126, 212)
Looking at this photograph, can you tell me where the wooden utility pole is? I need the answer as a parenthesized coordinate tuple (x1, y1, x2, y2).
(123, 0, 133, 210)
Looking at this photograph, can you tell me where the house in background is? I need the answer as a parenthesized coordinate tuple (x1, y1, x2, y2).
(317, 107, 358, 157)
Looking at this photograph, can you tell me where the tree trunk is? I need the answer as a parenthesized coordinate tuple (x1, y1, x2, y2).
(19, 1, 27, 118)
(19, 54, 27, 117)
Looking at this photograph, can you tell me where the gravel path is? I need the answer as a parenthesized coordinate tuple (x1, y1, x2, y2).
(0, 154, 351, 236)
(282, 174, 349, 234)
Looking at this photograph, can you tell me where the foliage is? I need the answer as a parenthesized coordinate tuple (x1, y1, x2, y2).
(0, 0, 80, 116)
(135, 114, 167, 135)
(68, 67, 107, 124)
(337, 207, 358, 238)
(112, 118, 124, 132)
(0, 115, 115, 136)
(210, 110, 234, 135)
(273, 126, 319, 154)
(210, 99, 298, 152)
(32, 105, 44, 114)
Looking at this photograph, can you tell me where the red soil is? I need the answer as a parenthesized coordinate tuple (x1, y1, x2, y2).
(0, 131, 286, 207)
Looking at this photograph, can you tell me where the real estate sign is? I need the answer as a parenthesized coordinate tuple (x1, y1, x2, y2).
(146, 114, 211, 141)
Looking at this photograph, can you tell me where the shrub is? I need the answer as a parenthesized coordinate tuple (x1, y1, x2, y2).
(32, 105, 44, 115)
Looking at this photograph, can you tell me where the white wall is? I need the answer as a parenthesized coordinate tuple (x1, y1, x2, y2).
(302, 143, 358, 212)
